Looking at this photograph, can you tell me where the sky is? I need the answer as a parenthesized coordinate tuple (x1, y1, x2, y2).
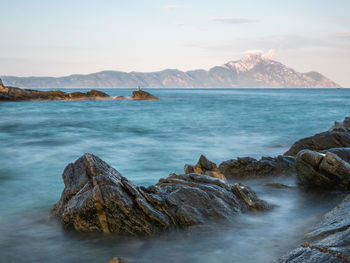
(1, 0, 350, 86)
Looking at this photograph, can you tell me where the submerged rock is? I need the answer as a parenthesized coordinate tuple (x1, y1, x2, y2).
(276, 194, 350, 262)
(52, 153, 269, 235)
(184, 155, 226, 181)
(295, 148, 350, 190)
(0, 79, 110, 101)
(219, 155, 295, 179)
(284, 117, 350, 156)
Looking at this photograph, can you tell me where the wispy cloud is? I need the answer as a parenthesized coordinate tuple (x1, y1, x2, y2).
(163, 5, 181, 11)
(213, 17, 258, 24)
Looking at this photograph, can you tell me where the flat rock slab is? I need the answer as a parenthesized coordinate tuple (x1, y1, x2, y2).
(276, 195, 350, 263)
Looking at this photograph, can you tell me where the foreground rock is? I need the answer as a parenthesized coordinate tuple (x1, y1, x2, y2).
(218, 155, 295, 179)
(184, 155, 226, 181)
(276, 194, 350, 262)
(284, 117, 350, 156)
(295, 148, 350, 190)
(0, 80, 110, 101)
(51, 153, 269, 235)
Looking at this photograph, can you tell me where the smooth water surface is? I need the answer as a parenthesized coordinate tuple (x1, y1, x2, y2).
(0, 88, 349, 262)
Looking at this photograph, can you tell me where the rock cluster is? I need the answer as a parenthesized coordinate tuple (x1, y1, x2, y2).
(0, 81, 110, 101)
(184, 155, 226, 181)
(0, 79, 159, 101)
(52, 153, 269, 235)
(284, 117, 350, 156)
(218, 155, 295, 179)
(277, 194, 350, 262)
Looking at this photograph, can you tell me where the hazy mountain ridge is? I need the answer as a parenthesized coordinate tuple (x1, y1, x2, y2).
(1, 53, 342, 88)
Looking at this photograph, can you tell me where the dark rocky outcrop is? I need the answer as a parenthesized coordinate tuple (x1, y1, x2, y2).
(218, 155, 295, 179)
(130, 90, 159, 100)
(295, 148, 350, 190)
(52, 153, 269, 235)
(0, 80, 110, 101)
(284, 117, 350, 156)
(0, 79, 159, 102)
(276, 194, 350, 262)
(184, 155, 226, 181)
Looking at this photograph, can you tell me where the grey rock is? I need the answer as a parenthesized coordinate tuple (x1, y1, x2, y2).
(219, 155, 295, 179)
(52, 153, 269, 235)
(295, 149, 350, 190)
(284, 117, 350, 156)
(276, 195, 350, 262)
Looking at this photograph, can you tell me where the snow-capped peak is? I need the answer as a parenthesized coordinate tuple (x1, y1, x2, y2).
(225, 50, 274, 73)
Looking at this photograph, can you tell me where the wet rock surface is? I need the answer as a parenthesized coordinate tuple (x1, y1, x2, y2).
(284, 117, 350, 156)
(184, 155, 226, 181)
(52, 153, 269, 235)
(295, 148, 350, 190)
(218, 155, 295, 179)
(276, 194, 350, 263)
(0, 80, 110, 101)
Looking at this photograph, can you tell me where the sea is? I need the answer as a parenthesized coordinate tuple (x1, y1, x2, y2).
(0, 88, 349, 262)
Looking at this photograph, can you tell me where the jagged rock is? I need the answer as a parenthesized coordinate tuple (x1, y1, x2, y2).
(184, 155, 227, 181)
(52, 153, 269, 235)
(284, 117, 350, 156)
(218, 155, 295, 179)
(0, 82, 110, 101)
(295, 149, 350, 190)
(131, 90, 159, 100)
(276, 194, 350, 262)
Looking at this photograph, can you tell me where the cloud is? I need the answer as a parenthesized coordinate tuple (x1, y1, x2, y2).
(163, 5, 180, 11)
(213, 17, 258, 24)
(243, 49, 275, 59)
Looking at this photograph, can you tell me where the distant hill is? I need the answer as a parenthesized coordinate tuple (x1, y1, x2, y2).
(1, 53, 342, 88)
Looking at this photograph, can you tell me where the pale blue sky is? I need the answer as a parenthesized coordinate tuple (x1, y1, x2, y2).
(1, 0, 349, 86)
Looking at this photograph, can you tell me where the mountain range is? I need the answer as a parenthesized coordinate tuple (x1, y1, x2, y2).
(1, 53, 342, 88)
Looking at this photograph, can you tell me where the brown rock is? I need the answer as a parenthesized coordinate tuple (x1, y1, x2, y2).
(0, 81, 110, 101)
(185, 155, 227, 181)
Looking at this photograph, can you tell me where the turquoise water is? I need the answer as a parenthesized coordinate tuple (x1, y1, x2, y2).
(0, 88, 349, 262)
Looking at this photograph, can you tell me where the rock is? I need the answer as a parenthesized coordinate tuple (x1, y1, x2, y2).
(284, 117, 350, 156)
(276, 194, 350, 262)
(295, 149, 350, 190)
(184, 155, 227, 181)
(0, 83, 110, 101)
(323, 148, 350, 163)
(109, 257, 123, 263)
(0, 78, 3, 87)
(131, 90, 159, 100)
(219, 155, 295, 179)
(52, 153, 269, 235)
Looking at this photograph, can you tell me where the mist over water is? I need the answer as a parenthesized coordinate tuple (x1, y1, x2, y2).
(0, 88, 349, 262)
